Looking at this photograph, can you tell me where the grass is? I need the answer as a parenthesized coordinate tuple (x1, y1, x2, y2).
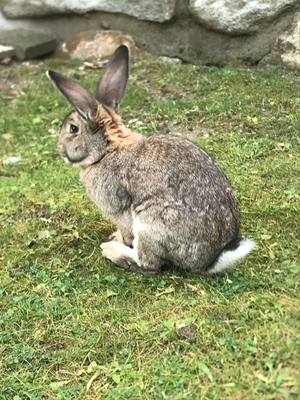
(0, 56, 299, 399)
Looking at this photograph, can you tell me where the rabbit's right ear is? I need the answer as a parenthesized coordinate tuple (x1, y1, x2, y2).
(96, 45, 129, 110)
(46, 70, 97, 119)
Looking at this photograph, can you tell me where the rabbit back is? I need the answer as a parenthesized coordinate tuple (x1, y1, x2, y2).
(80, 134, 240, 272)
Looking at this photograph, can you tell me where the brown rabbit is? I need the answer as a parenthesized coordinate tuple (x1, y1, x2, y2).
(47, 45, 254, 274)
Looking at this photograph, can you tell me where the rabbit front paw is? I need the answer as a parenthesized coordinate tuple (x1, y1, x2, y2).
(100, 241, 158, 274)
(109, 230, 124, 243)
(109, 230, 133, 246)
(101, 241, 137, 269)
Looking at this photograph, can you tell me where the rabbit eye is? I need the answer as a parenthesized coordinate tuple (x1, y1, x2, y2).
(69, 124, 79, 134)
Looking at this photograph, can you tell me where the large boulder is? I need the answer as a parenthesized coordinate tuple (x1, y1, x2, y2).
(189, 0, 299, 34)
(0, 0, 298, 68)
(0, 28, 57, 60)
(260, 11, 300, 69)
(1, 0, 176, 23)
(0, 44, 15, 60)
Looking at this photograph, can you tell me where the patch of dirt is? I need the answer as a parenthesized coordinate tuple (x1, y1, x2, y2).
(157, 121, 212, 140)
(0, 75, 20, 97)
(6, 202, 71, 225)
(176, 322, 197, 343)
(0, 60, 44, 97)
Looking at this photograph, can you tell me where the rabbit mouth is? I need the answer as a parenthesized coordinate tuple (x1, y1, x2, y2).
(58, 147, 87, 165)
(66, 154, 87, 164)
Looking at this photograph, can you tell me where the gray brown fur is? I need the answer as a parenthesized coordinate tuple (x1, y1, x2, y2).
(47, 45, 254, 274)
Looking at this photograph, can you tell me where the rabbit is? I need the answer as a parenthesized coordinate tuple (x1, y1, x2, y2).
(46, 45, 255, 275)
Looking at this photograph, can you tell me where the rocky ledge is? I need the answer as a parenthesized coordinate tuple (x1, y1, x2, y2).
(0, 0, 299, 68)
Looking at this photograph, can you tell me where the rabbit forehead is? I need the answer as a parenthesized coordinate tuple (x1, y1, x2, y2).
(61, 110, 81, 127)
(61, 111, 97, 136)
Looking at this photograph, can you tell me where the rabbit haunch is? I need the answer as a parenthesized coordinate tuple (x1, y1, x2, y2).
(47, 44, 255, 275)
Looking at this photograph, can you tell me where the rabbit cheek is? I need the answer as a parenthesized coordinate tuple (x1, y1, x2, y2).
(66, 147, 89, 165)
(58, 139, 88, 165)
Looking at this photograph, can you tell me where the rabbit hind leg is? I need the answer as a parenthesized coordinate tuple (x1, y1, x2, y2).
(131, 218, 165, 273)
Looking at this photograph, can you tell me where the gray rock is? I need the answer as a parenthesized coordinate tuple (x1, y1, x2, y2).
(260, 11, 300, 69)
(0, 29, 57, 60)
(0, 1, 298, 68)
(0, 57, 13, 65)
(0, 44, 15, 59)
(55, 30, 146, 61)
(189, 0, 299, 34)
(159, 56, 183, 64)
(1, 0, 176, 23)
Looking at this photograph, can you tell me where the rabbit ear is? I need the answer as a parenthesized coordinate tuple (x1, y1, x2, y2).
(96, 45, 129, 110)
(47, 70, 97, 119)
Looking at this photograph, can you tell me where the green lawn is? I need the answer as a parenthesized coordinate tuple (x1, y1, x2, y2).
(0, 56, 299, 399)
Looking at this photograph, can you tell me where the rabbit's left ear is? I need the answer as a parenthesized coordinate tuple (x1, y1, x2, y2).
(95, 45, 129, 110)
(47, 70, 97, 119)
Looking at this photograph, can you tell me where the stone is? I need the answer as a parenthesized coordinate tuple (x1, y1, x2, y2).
(0, 44, 15, 59)
(0, 29, 57, 60)
(260, 12, 300, 69)
(159, 56, 183, 64)
(55, 30, 147, 61)
(3, 156, 21, 165)
(189, 0, 299, 34)
(0, 57, 13, 65)
(2, 133, 12, 140)
(1, 0, 176, 23)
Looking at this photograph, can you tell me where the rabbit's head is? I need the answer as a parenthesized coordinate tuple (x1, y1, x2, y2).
(47, 45, 139, 166)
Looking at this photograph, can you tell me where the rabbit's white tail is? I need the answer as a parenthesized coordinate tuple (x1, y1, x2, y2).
(207, 237, 255, 275)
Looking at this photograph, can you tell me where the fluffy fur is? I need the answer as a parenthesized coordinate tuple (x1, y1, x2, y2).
(47, 45, 254, 275)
